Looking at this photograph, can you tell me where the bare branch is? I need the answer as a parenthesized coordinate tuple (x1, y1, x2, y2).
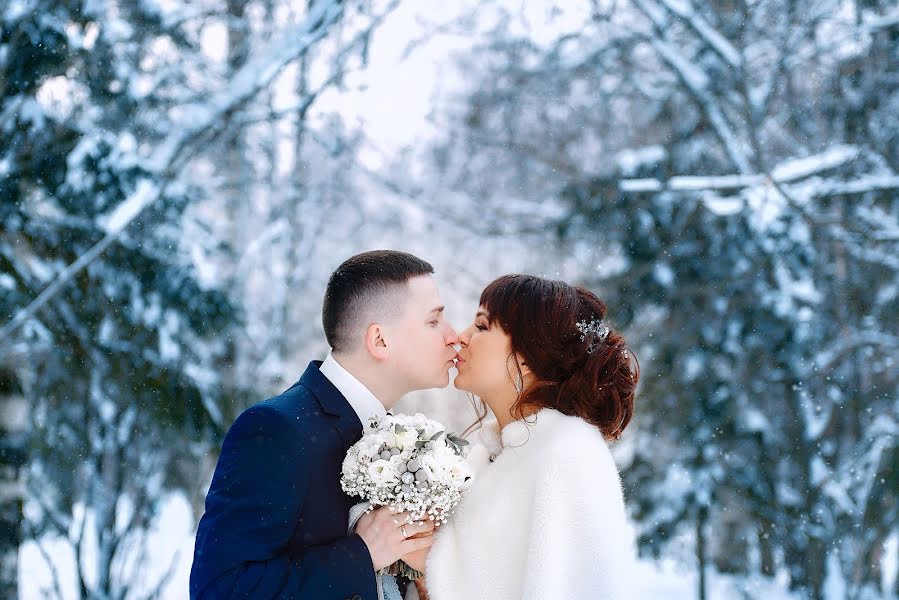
(22, 520, 66, 600)
(631, 0, 753, 173)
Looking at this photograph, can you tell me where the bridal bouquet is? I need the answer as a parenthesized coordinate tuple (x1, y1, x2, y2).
(341, 413, 473, 579)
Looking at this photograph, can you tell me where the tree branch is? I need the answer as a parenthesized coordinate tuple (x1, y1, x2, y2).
(0, 0, 347, 345)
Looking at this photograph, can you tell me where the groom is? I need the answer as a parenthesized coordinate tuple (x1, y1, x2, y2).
(190, 250, 460, 599)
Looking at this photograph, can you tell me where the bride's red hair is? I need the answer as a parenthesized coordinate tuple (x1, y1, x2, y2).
(476, 274, 638, 441)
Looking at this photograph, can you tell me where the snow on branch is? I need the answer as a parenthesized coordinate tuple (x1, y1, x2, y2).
(632, 0, 753, 173)
(655, 0, 743, 71)
(770, 145, 860, 182)
(865, 7, 899, 30)
(0, 0, 346, 343)
(617, 145, 899, 197)
(813, 330, 899, 373)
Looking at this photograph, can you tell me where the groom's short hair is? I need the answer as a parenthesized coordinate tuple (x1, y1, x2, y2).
(323, 250, 434, 353)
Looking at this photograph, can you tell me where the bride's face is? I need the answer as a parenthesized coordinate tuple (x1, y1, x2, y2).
(454, 307, 517, 401)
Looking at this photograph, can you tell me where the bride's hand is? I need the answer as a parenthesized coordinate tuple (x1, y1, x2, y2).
(402, 535, 433, 573)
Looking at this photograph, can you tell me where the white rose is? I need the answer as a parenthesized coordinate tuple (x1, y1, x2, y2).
(367, 459, 400, 488)
(434, 441, 455, 459)
(417, 453, 442, 479)
(394, 429, 420, 450)
(360, 434, 387, 458)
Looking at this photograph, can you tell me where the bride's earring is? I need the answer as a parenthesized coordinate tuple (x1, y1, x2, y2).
(514, 371, 523, 394)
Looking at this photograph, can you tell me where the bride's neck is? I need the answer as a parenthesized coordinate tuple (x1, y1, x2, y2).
(488, 395, 538, 430)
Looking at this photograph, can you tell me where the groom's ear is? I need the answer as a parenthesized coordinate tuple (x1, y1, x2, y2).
(364, 323, 390, 361)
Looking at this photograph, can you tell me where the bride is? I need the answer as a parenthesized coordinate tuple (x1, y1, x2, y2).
(412, 274, 639, 600)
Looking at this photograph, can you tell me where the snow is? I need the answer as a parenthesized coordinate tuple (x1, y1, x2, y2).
(865, 7, 899, 30)
(811, 455, 829, 486)
(20, 494, 196, 600)
(884, 533, 899, 593)
(683, 352, 704, 381)
(654, 262, 675, 287)
(740, 405, 772, 435)
(18, 97, 46, 129)
(616, 145, 898, 199)
(5, 1, 898, 598)
(651, 38, 710, 92)
(633, 558, 803, 599)
(799, 395, 832, 442)
(774, 261, 822, 306)
(99, 180, 159, 235)
(617, 145, 667, 175)
(770, 145, 859, 182)
(19, 494, 818, 599)
(745, 185, 787, 229)
(92, 0, 345, 242)
(158, 311, 182, 362)
(702, 194, 744, 216)
(810, 175, 899, 196)
(3, 0, 32, 21)
(655, 0, 743, 70)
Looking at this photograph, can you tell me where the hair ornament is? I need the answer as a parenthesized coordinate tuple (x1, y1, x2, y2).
(575, 318, 610, 355)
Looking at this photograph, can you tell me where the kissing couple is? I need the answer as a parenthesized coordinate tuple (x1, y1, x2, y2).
(190, 250, 639, 600)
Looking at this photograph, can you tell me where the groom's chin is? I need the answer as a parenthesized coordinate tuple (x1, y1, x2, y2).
(425, 371, 451, 390)
(437, 370, 452, 387)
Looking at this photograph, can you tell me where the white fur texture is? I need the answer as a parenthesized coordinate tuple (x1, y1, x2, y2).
(424, 408, 636, 600)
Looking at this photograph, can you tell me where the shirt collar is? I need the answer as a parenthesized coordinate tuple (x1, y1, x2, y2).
(319, 353, 387, 427)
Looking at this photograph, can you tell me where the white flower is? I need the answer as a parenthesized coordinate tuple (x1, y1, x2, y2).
(367, 459, 399, 487)
(417, 453, 442, 479)
(342, 452, 359, 475)
(388, 428, 419, 451)
(341, 413, 474, 523)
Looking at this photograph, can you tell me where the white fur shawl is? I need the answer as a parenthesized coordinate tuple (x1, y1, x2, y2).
(422, 408, 635, 600)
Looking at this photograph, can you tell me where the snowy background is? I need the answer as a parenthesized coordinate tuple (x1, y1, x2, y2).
(1, 0, 897, 598)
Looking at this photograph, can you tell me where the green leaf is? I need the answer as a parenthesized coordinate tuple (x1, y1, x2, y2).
(448, 434, 470, 447)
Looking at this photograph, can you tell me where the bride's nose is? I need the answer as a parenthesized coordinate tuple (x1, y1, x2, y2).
(458, 325, 473, 347)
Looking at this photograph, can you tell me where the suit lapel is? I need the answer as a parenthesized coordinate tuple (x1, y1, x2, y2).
(298, 361, 365, 450)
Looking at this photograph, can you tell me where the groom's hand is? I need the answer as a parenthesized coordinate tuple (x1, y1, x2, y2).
(356, 508, 435, 571)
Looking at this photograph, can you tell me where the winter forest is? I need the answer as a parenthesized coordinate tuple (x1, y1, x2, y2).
(1, 0, 897, 598)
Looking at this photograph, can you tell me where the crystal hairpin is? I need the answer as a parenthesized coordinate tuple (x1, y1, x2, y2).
(575, 318, 611, 355)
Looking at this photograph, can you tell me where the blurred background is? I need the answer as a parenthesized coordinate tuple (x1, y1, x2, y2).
(1, 0, 896, 598)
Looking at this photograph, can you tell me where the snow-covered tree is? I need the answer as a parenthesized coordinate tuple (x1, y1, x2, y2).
(422, 1, 898, 598)
(0, 0, 400, 595)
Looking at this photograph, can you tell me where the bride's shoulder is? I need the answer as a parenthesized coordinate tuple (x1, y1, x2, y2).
(530, 411, 626, 500)
(530, 409, 614, 463)
(534, 408, 606, 442)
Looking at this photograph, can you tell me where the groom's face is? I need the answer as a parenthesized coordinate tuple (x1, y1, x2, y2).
(386, 275, 459, 390)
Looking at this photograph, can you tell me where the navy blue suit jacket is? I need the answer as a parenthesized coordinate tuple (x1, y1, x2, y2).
(190, 361, 378, 600)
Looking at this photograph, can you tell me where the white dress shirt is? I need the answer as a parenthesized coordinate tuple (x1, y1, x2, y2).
(319, 353, 387, 427)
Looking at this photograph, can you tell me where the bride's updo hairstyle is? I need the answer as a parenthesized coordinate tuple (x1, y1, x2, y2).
(480, 275, 638, 440)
